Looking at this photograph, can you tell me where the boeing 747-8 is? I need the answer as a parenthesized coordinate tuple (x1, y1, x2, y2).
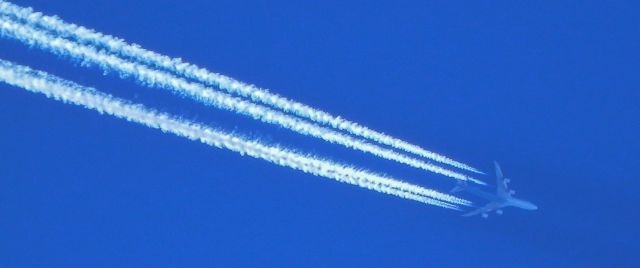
(452, 161, 537, 218)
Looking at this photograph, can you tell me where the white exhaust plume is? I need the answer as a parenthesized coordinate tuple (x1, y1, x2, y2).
(0, 58, 470, 209)
(0, 18, 485, 185)
(0, 0, 483, 175)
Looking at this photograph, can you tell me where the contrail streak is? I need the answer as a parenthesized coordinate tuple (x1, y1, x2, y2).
(0, 0, 483, 175)
(0, 17, 485, 185)
(0, 58, 470, 209)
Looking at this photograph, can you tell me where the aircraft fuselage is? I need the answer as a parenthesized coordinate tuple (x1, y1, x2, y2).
(465, 185, 537, 211)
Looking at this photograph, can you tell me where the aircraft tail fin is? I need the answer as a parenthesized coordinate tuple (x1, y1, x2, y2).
(450, 180, 468, 193)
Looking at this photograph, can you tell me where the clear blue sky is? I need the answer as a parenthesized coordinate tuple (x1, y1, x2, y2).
(1, 0, 638, 266)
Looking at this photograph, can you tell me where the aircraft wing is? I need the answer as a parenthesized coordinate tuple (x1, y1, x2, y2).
(495, 161, 504, 180)
(494, 161, 511, 198)
(461, 202, 500, 217)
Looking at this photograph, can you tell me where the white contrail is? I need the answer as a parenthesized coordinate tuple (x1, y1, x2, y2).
(0, 0, 483, 175)
(0, 17, 486, 185)
(0, 58, 470, 209)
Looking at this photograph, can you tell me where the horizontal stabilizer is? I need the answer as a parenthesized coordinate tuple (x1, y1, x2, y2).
(450, 180, 468, 193)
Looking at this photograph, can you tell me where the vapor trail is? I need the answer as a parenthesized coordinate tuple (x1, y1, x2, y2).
(0, 0, 483, 175)
(0, 58, 470, 208)
(0, 17, 485, 185)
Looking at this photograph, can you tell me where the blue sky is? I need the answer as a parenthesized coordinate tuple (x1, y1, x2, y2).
(1, 0, 638, 266)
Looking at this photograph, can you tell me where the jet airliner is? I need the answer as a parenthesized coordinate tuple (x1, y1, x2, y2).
(452, 161, 537, 218)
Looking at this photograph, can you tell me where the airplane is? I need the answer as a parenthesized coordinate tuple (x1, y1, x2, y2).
(451, 161, 537, 218)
